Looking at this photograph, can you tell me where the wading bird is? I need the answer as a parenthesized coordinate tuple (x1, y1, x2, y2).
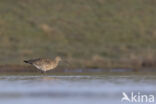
(24, 56, 62, 73)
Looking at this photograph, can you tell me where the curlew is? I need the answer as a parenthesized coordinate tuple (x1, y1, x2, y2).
(24, 56, 62, 73)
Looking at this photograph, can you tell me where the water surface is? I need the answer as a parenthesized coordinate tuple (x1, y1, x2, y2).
(0, 72, 156, 104)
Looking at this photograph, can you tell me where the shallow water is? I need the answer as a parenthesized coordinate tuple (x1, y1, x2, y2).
(0, 73, 156, 104)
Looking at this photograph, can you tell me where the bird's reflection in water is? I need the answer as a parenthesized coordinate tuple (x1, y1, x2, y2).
(40, 76, 59, 81)
(7, 76, 60, 82)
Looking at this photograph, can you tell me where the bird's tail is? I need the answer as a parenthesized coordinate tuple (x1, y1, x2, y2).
(24, 60, 31, 64)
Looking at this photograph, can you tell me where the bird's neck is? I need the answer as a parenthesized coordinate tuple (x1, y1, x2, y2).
(54, 59, 60, 66)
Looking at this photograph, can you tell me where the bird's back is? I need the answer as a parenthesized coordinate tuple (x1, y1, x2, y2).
(33, 58, 52, 65)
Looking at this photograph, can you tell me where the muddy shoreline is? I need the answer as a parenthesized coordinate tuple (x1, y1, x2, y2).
(0, 64, 156, 73)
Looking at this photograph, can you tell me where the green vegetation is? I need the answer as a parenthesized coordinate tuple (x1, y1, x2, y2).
(0, 0, 156, 69)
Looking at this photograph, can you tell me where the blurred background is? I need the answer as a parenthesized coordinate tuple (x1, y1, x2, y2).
(0, 0, 156, 69)
(0, 1, 156, 104)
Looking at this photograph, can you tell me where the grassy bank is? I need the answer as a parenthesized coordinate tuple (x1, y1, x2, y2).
(0, 0, 156, 69)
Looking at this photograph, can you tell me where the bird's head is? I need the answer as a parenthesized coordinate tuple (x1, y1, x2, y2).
(55, 56, 62, 62)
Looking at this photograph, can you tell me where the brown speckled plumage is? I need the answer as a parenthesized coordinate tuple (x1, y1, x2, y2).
(24, 56, 62, 72)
